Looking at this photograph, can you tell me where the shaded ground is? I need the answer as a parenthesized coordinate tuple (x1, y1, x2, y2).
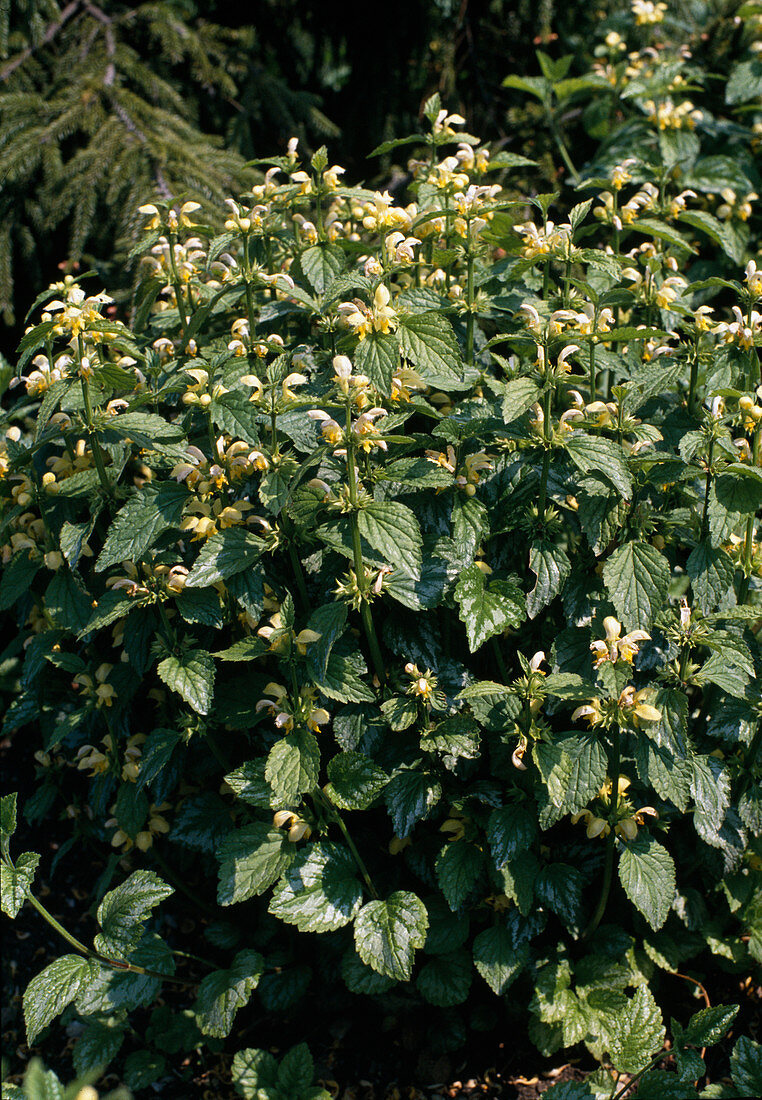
(2, 731, 758, 1099)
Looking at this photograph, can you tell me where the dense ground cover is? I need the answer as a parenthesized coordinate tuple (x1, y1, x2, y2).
(1, 1, 761, 1097)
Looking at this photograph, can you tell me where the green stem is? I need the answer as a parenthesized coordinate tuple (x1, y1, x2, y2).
(611, 192, 621, 259)
(688, 333, 700, 416)
(583, 725, 620, 940)
(737, 428, 759, 604)
(546, 104, 580, 183)
(589, 341, 597, 403)
(315, 185, 325, 242)
(466, 239, 475, 370)
(443, 193, 451, 293)
(168, 232, 189, 339)
(582, 832, 614, 942)
(270, 392, 278, 455)
(241, 231, 259, 338)
(157, 600, 177, 650)
(26, 890, 90, 956)
(536, 362, 553, 518)
(345, 404, 386, 683)
(172, 948, 217, 969)
(609, 1049, 667, 1100)
(80, 373, 111, 496)
(288, 541, 309, 608)
(317, 792, 379, 899)
(700, 437, 714, 541)
(25, 891, 192, 987)
(562, 256, 572, 308)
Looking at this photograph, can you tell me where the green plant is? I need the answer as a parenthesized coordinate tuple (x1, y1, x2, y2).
(1, 4, 761, 1091)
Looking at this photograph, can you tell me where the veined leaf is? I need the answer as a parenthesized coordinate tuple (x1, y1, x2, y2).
(24, 955, 96, 1044)
(157, 649, 215, 715)
(266, 730, 320, 804)
(354, 891, 429, 981)
(473, 925, 528, 995)
(1, 851, 40, 918)
(217, 825, 294, 905)
(398, 311, 466, 389)
(602, 541, 670, 631)
(435, 841, 484, 911)
(185, 528, 264, 588)
(416, 948, 472, 1006)
(618, 835, 675, 931)
(269, 843, 363, 933)
(195, 950, 263, 1037)
(353, 332, 399, 397)
(527, 540, 571, 619)
(356, 500, 422, 574)
(95, 483, 189, 572)
(96, 870, 173, 956)
(564, 432, 632, 499)
(609, 986, 665, 1074)
(454, 564, 525, 651)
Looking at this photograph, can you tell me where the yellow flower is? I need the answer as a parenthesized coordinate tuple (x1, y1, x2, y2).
(631, 0, 667, 25)
(76, 737, 113, 776)
(590, 617, 650, 668)
(273, 810, 312, 842)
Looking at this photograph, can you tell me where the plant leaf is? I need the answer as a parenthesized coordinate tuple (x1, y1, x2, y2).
(353, 891, 429, 981)
(268, 842, 363, 933)
(194, 950, 263, 1037)
(618, 835, 675, 931)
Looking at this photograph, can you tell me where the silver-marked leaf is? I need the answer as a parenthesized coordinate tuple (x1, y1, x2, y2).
(24, 955, 95, 1044)
(265, 729, 320, 804)
(217, 824, 294, 906)
(454, 563, 525, 651)
(609, 985, 666, 1074)
(618, 835, 675, 930)
(354, 891, 429, 981)
(356, 501, 422, 575)
(157, 649, 215, 715)
(1, 851, 40, 918)
(603, 541, 670, 631)
(195, 950, 263, 1037)
(473, 925, 528, 994)
(231, 1047, 279, 1099)
(96, 870, 173, 956)
(268, 842, 362, 933)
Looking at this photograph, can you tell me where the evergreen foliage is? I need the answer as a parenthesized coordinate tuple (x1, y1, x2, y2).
(0, 0, 340, 328)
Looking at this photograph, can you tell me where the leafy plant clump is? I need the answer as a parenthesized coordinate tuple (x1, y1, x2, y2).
(1, 3, 761, 1095)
